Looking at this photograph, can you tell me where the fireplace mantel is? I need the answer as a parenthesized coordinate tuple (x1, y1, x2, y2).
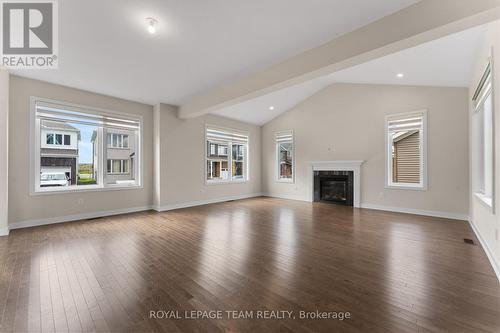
(307, 161, 364, 207)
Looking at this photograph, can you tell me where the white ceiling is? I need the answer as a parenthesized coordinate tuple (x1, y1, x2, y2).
(10, 0, 419, 105)
(212, 24, 485, 125)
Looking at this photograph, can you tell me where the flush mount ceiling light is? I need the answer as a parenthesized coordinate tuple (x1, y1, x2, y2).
(269, 106, 275, 110)
(396, 73, 404, 78)
(146, 17, 158, 34)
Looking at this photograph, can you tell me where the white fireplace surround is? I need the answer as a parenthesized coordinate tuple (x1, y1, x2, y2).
(307, 161, 364, 207)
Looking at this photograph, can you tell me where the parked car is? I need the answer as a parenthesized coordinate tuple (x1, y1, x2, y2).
(40, 172, 70, 187)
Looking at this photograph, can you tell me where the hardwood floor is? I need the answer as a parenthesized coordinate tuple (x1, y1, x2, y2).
(0, 197, 499, 332)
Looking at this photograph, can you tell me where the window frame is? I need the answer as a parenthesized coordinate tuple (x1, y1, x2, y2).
(275, 130, 295, 183)
(204, 124, 249, 185)
(30, 96, 144, 195)
(472, 59, 495, 211)
(107, 133, 130, 149)
(385, 110, 428, 191)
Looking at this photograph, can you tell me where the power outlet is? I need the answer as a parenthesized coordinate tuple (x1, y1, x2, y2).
(496, 229, 498, 241)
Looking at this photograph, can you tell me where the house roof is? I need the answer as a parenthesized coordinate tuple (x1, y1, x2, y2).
(393, 130, 418, 143)
(41, 120, 80, 132)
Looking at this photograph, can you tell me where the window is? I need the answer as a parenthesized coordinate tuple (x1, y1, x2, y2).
(107, 133, 129, 148)
(472, 61, 494, 209)
(31, 98, 142, 193)
(206, 126, 248, 183)
(385, 111, 427, 189)
(275, 130, 294, 182)
(107, 159, 130, 174)
(46, 133, 71, 146)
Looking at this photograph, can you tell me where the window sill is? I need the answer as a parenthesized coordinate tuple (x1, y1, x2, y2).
(276, 178, 294, 184)
(206, 180, 249, 186)
(31, 184, 143, 196)
(474, 192, 493, 210)
(385, 183, 426, 191)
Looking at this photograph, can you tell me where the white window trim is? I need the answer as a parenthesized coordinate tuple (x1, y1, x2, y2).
(204, 124, 250, 185)
(29, 96, 144, 195)
(275, 130, 295, 184)
(472, 57, 495, 212)
(385, 110, 428, 191)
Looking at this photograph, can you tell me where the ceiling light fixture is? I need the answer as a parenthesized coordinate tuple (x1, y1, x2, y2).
(396, 73, 404, 78)
(269, 106, 275, 110)
(146, 17, 158, 34)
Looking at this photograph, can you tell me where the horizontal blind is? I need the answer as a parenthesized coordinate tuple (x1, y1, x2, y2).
(36, 100, 141, 130)
(275, 130, 293, 143)
(473, 62, 492, 110)
(206, 127, 248, 144)
(387, 113, 424, 133)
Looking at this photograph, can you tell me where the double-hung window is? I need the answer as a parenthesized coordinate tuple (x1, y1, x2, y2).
(385, 111, 427, 189)
(206, 126, 248, 183)
(472, 61, 494, 209)
(31, 97, 142, 193)
(275, 130, 294, 182)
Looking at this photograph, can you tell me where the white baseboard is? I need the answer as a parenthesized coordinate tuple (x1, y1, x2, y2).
(154, 193, 263, 212)
(468, 219, 500, 283)
(360, 203, 469, 221)
(262, 192, 310, 202)
(0, 227, 9, 236)
(9, 205, 153, 230)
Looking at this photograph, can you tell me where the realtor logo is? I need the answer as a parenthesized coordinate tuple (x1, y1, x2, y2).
(1, 0, 58, 68)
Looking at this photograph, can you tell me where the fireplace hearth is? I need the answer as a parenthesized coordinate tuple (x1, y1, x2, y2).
(314, 171, 354, 206)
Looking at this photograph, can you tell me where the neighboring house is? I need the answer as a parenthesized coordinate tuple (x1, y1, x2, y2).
(92, 129, 136, 184)
(40, 120, 80, 185)
(279, 148, 293, 178)
(392, 130, 420, 183)
(207, 142, 229, 179)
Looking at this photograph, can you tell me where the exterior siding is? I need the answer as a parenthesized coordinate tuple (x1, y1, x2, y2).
(393, 132, 420, 183)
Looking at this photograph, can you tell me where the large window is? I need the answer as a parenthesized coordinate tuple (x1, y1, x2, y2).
(206, 126, 248, 183)
(275, 130, 294, 182)
(385, 111, 427, 189)
(472, 61, 494, 209)
(31, 98, 142, 193)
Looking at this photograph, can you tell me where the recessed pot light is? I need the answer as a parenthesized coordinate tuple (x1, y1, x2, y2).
(146, 17, 158, 34)
(269, 106, 275, 110)
(396, 73, 404, 78)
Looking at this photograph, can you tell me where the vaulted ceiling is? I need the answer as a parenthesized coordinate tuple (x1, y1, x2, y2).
(10, 0, 419, 105)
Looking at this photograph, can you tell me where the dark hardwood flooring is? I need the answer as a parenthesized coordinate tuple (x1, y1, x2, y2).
(0, 197, 499, 332)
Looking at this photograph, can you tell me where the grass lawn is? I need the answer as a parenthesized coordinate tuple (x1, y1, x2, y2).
(77, 178, 97, 185)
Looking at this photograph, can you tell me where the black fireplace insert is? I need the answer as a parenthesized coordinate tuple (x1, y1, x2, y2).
(314, 171, 354, 206)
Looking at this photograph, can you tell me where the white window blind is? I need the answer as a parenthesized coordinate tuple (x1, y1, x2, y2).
(275, 130, 293, 143)
(206, 127, 248, 144)
(36, 100, 140, 130)
(387, 113, 424, 133)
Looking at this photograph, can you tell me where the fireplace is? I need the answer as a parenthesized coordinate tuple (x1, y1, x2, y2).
(314, 171, 354, 206)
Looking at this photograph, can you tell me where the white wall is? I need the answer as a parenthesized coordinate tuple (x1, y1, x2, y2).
(154, 103, 261, 210)
(262, 83, 469, 219)
(469, 21, 500, 279)
(0, 69, 9, 236)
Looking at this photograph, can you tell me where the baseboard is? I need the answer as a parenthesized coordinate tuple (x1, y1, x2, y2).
(154, 193, 263, 212)
(262, 192, 309, 202)
(0, 227, 9, 236)
(468, 219, 500, 283)
(360, 203, 469, 221)
(9, 205, 153, 230)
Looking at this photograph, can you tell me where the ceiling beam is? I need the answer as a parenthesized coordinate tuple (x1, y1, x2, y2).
(179, 0, 500, 119)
